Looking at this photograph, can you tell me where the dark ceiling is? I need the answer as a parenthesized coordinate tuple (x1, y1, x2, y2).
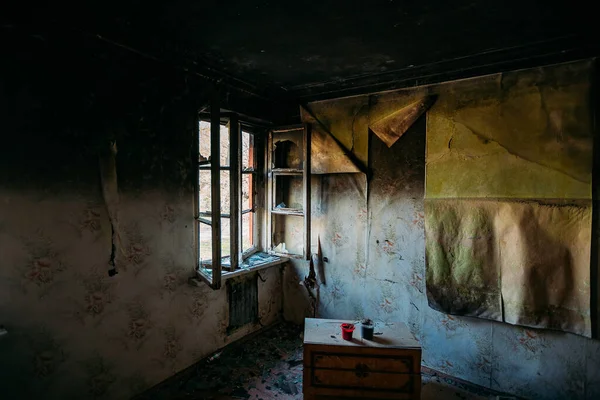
(6, 0, 598, 104)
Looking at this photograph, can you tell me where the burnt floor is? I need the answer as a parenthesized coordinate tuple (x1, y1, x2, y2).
(136, 323, 507, 400)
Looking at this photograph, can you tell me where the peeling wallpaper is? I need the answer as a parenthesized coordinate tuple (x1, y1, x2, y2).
(426, 199, 592, 335)
(425, 60, 594, 337)
(301, 96, 370, 167)
(426, 62, 593, 199)
(285, 59, 600, 399)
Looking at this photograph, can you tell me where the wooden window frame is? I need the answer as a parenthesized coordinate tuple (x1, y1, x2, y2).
(195, 91, 275, 289)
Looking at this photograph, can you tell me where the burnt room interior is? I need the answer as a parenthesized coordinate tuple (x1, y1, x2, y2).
(1, 1, 600, 399)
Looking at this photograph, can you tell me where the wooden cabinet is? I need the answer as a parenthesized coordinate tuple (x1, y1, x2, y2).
(303, 318, 422, 399)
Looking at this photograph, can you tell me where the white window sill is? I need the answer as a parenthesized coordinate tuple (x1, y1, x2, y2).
(196, 251, 289, 284)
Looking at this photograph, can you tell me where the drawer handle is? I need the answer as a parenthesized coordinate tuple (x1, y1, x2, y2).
(355, 362, 370, 378)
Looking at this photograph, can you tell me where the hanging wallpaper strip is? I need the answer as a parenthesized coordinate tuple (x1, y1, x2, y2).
(99, 140, 122, 275)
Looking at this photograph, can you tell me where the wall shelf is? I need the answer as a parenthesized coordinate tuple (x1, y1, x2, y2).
(271, 208, 304, 216)
(271, 168, 303, 175)
(266, 124, 311, 260)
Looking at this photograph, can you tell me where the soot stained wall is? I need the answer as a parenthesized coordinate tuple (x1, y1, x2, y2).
(0, 30, 281, 399)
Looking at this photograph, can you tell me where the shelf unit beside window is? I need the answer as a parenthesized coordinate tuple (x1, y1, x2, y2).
(266, 124, 311, 260)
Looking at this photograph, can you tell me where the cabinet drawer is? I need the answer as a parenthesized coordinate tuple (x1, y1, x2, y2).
(313, 353, 414, 374)
(303, 367, 421, 399)
(313, 368, 418, 391)
(305, 345, 421, 374)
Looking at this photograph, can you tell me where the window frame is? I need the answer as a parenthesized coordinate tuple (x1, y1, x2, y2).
(195, 108, 269, 289)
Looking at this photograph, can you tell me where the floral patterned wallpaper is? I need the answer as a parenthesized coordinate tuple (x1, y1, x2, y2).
(0, 31, 295, 399)
(0, 87, 282, 399)
(285, 90, 600, 399)
(0, 190, 281, 399)
(0, 188, 282, 400)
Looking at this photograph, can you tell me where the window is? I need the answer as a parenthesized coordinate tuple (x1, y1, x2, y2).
(197, 120, 256, 263)
(197, 120, 224, 261)
(195, 110, 286, 289)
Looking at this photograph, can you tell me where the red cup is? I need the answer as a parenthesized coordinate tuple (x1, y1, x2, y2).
(341, 323, 355, 340)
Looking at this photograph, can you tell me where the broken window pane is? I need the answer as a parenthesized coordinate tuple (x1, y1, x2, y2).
(199, 120, 211, 165)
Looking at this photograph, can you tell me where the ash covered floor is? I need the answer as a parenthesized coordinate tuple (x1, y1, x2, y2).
(136, 323, 506, 400)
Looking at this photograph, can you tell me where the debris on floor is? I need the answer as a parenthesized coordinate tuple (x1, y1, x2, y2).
(136, 322, 507, 400)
